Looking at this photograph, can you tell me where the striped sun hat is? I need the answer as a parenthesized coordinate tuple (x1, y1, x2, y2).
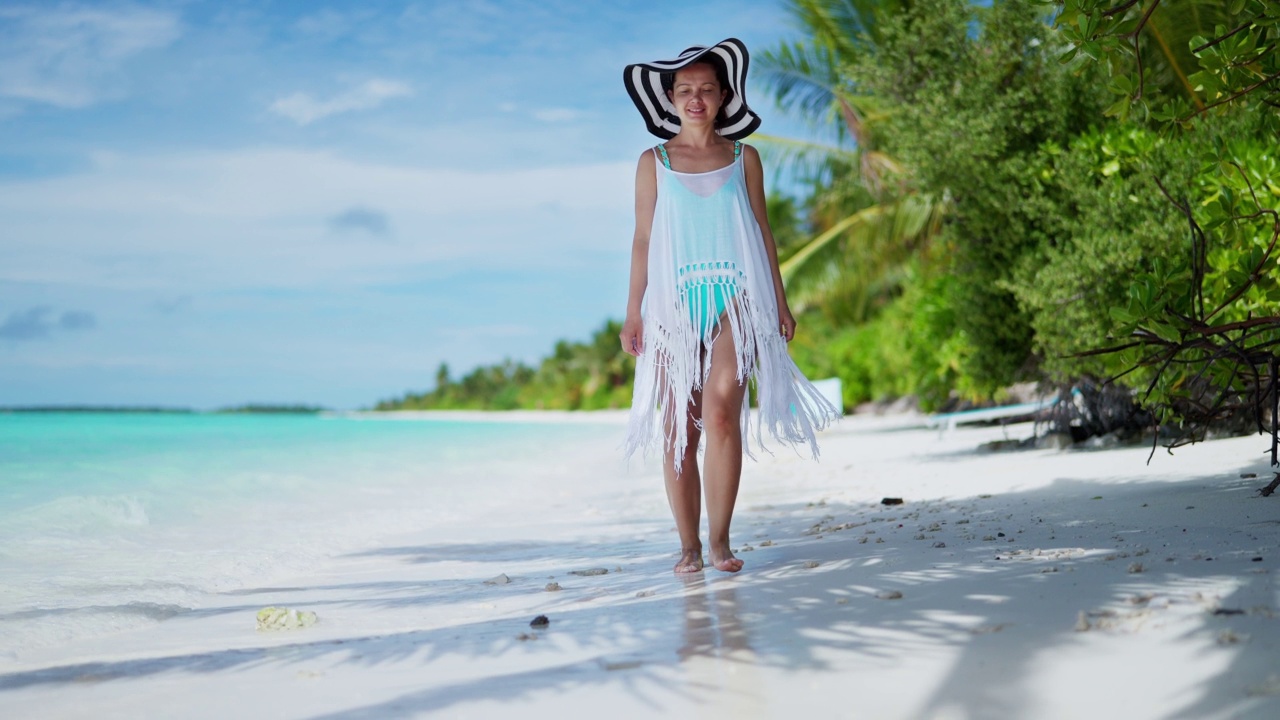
(623, 38, 761, 141)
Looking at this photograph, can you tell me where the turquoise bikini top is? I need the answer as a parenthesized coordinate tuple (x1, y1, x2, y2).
(656, 141, 742, 170)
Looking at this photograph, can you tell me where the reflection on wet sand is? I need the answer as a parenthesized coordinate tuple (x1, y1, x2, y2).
(677, 575, 766, 713)
(678, 575, 752, 661)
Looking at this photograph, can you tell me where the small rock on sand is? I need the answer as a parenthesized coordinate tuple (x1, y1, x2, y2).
(483, 573, 511, 585)
(1217, 629, 1246, 645)
(759, 540, 774, 547)
(530, 615, 550, 628)
(1127, 562, 1144, 574)
(569, 568, 609, 577)
(881, 497, 904, 506)
(875, 590, 903, 600)
(544, 582, 562, 592)
(804, 560, 820, 569)
(635, 590, 655, 598)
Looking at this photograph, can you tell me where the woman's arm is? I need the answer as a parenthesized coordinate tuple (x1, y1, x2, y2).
(620, 150, 658, 356)
(742, 144, 796, 342)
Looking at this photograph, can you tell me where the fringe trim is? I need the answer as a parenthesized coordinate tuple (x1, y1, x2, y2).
(624, 280, 838, 474)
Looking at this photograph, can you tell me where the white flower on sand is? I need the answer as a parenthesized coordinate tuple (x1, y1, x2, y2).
(256, 606, 318, 631)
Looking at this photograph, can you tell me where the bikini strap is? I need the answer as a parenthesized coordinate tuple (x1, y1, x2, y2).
(656, 144, 671, 170)
(734, 140, 742, 159)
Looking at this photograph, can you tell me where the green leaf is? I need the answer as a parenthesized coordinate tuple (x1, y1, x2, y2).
(1110, 306, 1136, 324)
(1103, 97, 1130, 119)
(1149, 322, 1181, 343)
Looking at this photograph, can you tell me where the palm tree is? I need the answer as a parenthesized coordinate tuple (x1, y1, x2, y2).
(755, 0, 945, 323)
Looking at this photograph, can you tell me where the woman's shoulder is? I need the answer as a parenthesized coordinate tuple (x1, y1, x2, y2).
(636, 146, 660, 167)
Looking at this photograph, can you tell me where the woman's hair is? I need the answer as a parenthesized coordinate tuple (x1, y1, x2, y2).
(661, 57, 733, 129)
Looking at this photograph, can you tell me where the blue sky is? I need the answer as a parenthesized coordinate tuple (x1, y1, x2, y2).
(0, 0, 816, 409)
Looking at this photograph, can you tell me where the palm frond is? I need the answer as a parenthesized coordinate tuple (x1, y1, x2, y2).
(780, 204, 884, 284)
(753, 132, 859, 186)
(781, 190, 949, 320)
(756, 41, 844, 123)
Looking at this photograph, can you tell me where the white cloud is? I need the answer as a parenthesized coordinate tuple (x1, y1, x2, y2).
(0, 147, 634, 291)
(532, 107, 579, 123)
(270, 79, 412, 125)
(0, 4, 181, 108)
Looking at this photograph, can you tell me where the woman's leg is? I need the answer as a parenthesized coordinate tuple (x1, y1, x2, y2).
(701, 320, 747, 572)
(664, 385, 704, 573)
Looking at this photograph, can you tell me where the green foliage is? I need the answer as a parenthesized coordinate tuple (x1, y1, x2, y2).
(1054, 0, 1280, 127)
(1009, 122, 1199, 378)
(1052, 0, 1280, 448)
(375, 320, 636, 411)
(1098, 123, 1280, 427)
(790, 255, 978, 412)
(849, 0, 1109, 393)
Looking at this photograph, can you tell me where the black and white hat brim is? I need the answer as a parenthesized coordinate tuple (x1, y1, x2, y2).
(623, 37, 761, 141)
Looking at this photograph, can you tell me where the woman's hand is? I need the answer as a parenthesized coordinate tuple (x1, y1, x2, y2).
(779, 306, 797, 343)
(620, 314, 644, 356)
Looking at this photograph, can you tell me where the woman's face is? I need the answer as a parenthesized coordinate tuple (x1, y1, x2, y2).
(668, 63, 725, 129)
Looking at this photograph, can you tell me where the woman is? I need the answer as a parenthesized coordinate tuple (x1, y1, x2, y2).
(621, 39, 837, 574)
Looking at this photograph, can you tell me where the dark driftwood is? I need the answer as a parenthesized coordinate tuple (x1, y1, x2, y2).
(1260, 474, 1280, 498)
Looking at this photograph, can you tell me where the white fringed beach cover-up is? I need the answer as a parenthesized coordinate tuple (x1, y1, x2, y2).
(625, 144, 839, 471)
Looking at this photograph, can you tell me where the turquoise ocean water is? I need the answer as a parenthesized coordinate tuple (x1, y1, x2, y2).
(0, 412, 622, 660)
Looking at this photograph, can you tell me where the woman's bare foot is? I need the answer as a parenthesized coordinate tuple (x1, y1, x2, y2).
(709, 545, 743, 573)
(674, 547, 704, 573)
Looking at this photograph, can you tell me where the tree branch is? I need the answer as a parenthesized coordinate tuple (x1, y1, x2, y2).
(1193, 15, 1263, 54)
(1101, 0, 1144, 19)
(1192, 70, 1280, 117)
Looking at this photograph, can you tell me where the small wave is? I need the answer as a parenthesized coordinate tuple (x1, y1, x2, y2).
(1, 494, 150, 535)
(0, 601, 191, 660)
(1, 601, 189, 624)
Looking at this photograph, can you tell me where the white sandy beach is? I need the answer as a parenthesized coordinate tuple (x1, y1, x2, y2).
(2, 412, 1278, 719)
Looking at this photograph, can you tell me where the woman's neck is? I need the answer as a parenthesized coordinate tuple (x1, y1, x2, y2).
(670, 126, 723, 148)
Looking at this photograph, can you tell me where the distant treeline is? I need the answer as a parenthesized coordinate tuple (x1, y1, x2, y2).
(376, 320, 635, 411)
(215, 405, 326, 414)
(0, 406, 195, 413)
(1, 405, 324, 414)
